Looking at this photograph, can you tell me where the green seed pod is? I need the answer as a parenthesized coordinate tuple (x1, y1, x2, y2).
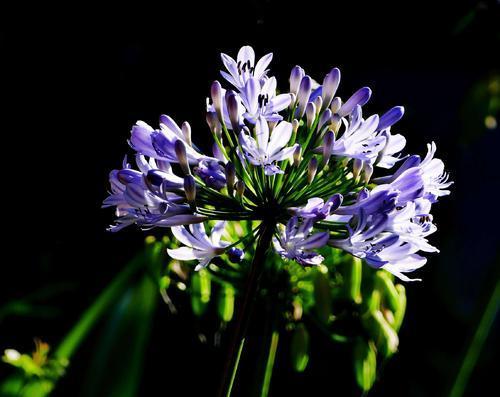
(290, 323, 310, 372)
(190, 269, 211, 316)
(375, 271, 399, 312)
(344, 256, 362, 304)
(353, 339, 377, 392)
(217, 284, 235, 323)
(362, 310, 399, 358)
(393, 284, 407, 331)
(313, 269, 332, 324)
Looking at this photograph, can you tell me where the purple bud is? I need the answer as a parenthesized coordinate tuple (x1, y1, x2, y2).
(146, 170, 164, 186)
(330, 97, 342, 113)
(353, 158, 363, 179)
(306, 102, 316, 128)
(338, 87, 372, 117)
(327, 193, 343, 213)
(174, 140, 190, 174)
(206, 111, 221, 135)
(314, 96, 323, 114)
(308, 157, 318, 183)
(184, 174, 196, 203)
(226, 91, 240, 131)
(211, 81, 223, 121)
(235, 180, 246, 198)
(225, 162, 236, 193)
(318, 109, 332, 129)
(290, 65, 305, 95)
(296, 76, 312, 118)
(378, 106, 405, 131)
(293, 145, 302, 166)
(322, 131, 335, 166)
(321, 68, 341, 111)
(227, 247, 244, 263)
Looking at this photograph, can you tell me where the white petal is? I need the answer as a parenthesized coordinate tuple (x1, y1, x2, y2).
(167, 247, 198, 261)
(254, 53, 273, 78)
(267, 121, 292, 156)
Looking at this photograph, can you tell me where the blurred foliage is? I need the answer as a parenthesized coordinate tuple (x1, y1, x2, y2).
(0, 222, 409, 395)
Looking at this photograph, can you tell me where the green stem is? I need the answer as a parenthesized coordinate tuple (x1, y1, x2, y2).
(260, 331, 280, 397)
(449, 281, 499, 397)
(217, 221, 275, 397)
(54, 253, 144, 359)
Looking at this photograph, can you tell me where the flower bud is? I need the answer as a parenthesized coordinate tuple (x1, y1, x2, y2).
(225, 162, 236, 195)
(378, 106, 404, 131)
(206, 111, 221, 135)
(211, 80, 223, 121)
(226, 91, 240, 131)
(353, 339, 377, 392)
(363, 162, 374, 183)
(313, 96, 323, 114)
(338, 87, 372, 117)
(293, 145, 302, 167)
(330, 113, 342, 133)
(306, 102, 316, 129)
(330, 97, 342, 114)
(289, 65, 305, 95)
(307, 157, 318, 184)
(235, 180, 246, 198)
(184, 174, 196, 203)
(227, 247, 244, 263)
(292, 119, 300, 134)
(321, 68, 341, 111)
(174, 140, 190, 174)
(288, 93, 296, 109)
(322, 130, 335, 166)
(318, 108, 332, 130)
(296, 75, 312, 118)
(353, 158, 363, 179)
(182, 121, 192, 146)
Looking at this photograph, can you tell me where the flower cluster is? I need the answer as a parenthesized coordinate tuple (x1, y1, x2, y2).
(104, 45, 452, 281)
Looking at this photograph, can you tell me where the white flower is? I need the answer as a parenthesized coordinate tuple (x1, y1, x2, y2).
(167, 221, 229, 270)
(239, 118, 298, 175)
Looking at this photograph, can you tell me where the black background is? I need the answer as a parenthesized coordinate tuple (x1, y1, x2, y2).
(1, 1, 499, 396)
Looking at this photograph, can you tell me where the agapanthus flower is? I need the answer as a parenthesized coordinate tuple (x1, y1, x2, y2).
(167, 222, 230, 271)
(104, 45, 452, 282)
(273, 217, 329, 266)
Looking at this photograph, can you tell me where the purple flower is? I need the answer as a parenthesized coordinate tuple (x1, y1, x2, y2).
(130, 117, 206, 164)
(273, 217, 329, 266)
(194, 159, 227, 190)
(239, 77, 292, 124)
(220, 46, 273, 90)
(374, 142, 452, 203)
(167, 221, 230, 270)
(288, 193, 343, 221)
(228, 247, 244, 263)
(206, 86, 245, 130)
(238, 118, 298, 175)
(103, 155, 205, 231)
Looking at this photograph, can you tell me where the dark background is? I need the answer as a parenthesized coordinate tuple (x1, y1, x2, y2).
(1, 0, 499, 396)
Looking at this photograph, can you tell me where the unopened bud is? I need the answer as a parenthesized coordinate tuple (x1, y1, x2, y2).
(288, 93, 296, 109)
(235, 180, 246, 198)
(225, 162, 236, 195)
(206, 111, 221, 136)
(353, 158, 363, 179)
(321, 68, 341, 111)
(330, 97, 342, 114)
(211, 81, 223, 121)
(322, 130, 335, 166)
(330, 113, 342, 133)
(292, 119, 300, 134)
(318, 109, 332, 130)
(182, 121, 192, 146)
(296, 75, 312, 118)
(293, 145, 302, 166)
(174, 140, 190, 174)
(227, 247, 244, 263)
(338, 87, 372, 117)
(306, 102, 316, 129)
(290, 65, 305, 95)
(184, 175, 196, 203)
(308, 157, 318, 183)
(226, 91, 241, 131)
(313, 96, 323, 115)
